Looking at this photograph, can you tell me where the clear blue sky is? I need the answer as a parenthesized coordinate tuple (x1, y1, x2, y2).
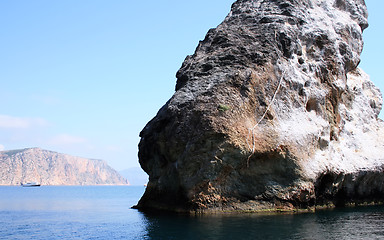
(0, 0, 382, 171)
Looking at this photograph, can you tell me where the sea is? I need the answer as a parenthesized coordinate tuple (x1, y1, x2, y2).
(0, 186, 383, 240)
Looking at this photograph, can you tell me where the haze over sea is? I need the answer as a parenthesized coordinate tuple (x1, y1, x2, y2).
(0, 186, 383, 239)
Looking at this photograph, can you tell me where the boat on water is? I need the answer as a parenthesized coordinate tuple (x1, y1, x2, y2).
(21, 182, 41, 187)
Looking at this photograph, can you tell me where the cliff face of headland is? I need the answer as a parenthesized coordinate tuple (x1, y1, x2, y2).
(0, 148, 128, 185)
(136, 0, 384, 213)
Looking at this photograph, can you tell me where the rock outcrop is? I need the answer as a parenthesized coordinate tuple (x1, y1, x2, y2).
(0, 148, 128, 185)
(136, 0, 384, 213)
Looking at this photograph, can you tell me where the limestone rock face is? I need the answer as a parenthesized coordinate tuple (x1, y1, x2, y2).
(136, 0, 384, 213)
(0, 148, 128, 185)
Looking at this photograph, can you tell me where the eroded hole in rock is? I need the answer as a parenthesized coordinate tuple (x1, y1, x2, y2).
(318, 137, 329, 150)
(338, 42, 347, 56)
(298, 88, 305, 96)
(266, 110, 274, 120)
(315, 172, 336, 198)
(334, 0, 347, 11)
(370, 99, 377, 109)
(306, 98, 318, 112)
(201, 63, 213, 72)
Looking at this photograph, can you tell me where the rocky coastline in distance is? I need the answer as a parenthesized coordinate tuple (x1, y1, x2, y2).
(0, 147, 129, 186)
(135, 0, 384, 214)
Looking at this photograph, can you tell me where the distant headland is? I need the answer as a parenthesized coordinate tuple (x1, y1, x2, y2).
(0, 147, 129, 185)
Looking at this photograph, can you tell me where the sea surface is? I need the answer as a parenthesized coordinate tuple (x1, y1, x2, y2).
(0, 186, 383, 240)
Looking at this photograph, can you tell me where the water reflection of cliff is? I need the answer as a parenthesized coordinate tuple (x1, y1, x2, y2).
(139, 206, 384, 239)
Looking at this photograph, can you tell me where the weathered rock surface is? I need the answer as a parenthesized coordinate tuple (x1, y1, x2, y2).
(136, 0, 384, 213)
(0, 148, 128, 185)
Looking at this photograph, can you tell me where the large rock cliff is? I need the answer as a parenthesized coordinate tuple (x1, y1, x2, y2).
(0, 148, 128, 185)
(136, 0, 384, 213)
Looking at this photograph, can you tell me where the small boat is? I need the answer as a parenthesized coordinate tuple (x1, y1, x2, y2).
(21, 182, 41, 187)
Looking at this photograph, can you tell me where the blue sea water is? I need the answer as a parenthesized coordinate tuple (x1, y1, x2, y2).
(0, 186, 383, 240)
